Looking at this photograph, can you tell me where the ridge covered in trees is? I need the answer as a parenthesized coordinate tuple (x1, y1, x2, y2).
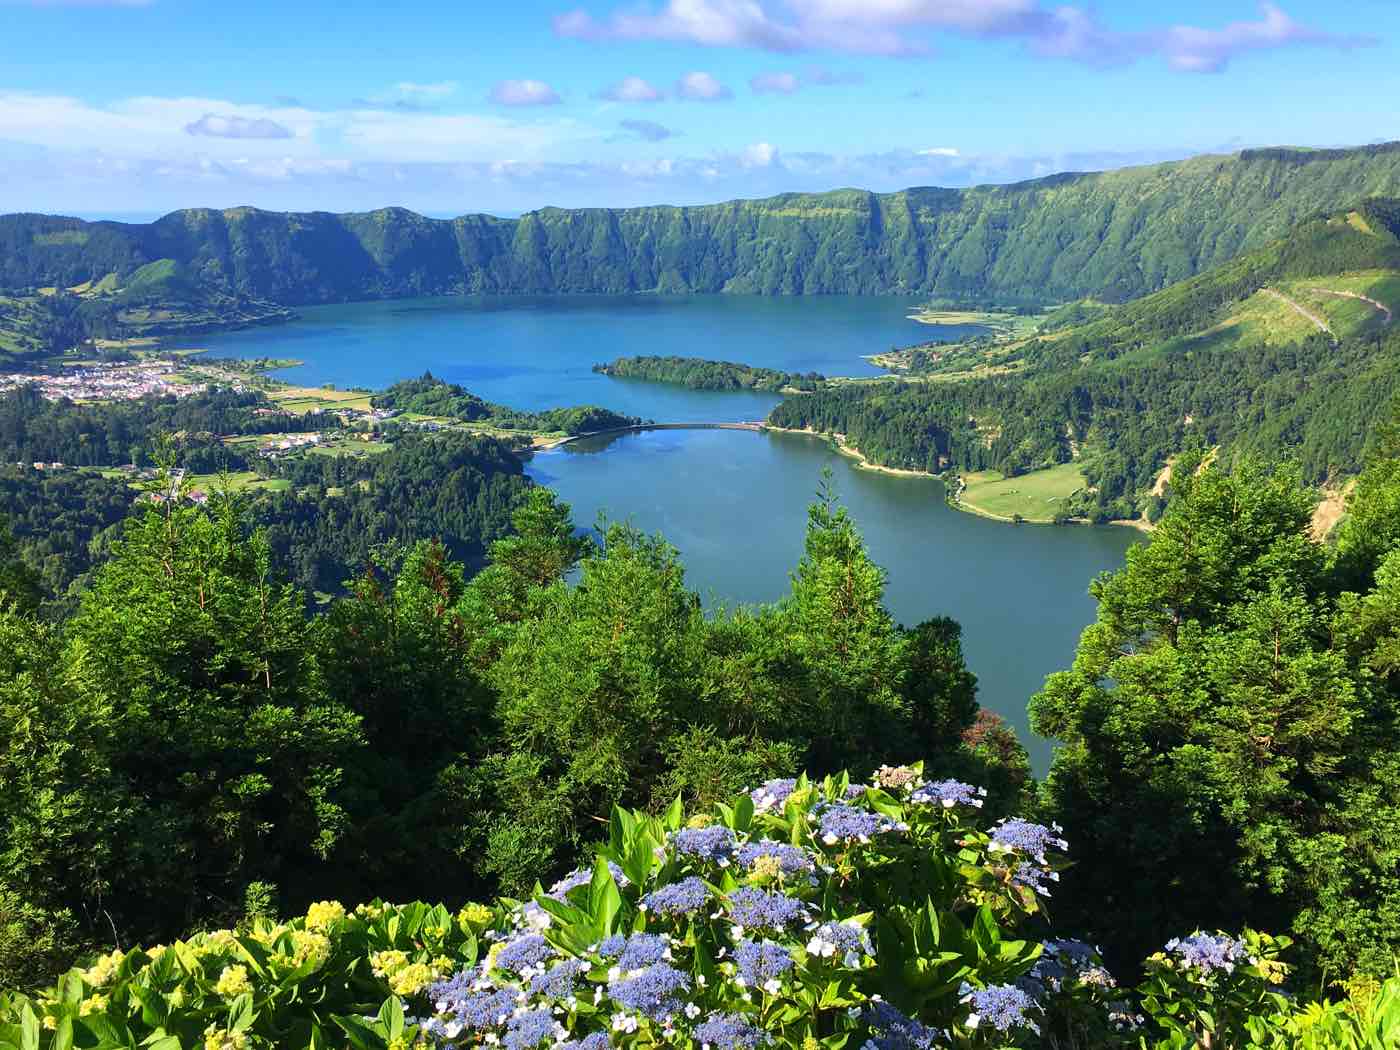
(6, 143, 1400, 310)
(768, 202, 1400, 520)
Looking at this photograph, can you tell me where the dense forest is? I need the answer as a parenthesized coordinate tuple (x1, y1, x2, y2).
(5, 416, 1400, 1045)
(372, 374, 642, 435)
(593, 356, 825, 392)
(7, 144, 1400, 308)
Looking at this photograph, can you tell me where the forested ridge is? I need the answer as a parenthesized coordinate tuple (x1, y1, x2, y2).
(769, 201, 1400, 520)
(7, 143, 1400, 307)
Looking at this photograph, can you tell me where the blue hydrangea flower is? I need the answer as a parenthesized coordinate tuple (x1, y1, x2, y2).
(503, 1009, 561, 1050)
(843, 783, 870, 800)
(549, 862, 631, 899)
(733, 939, 793, 990)
(989, 819, 1068, 863)
(694, 1012, 767, 1050)
(725, 887, 809, 932)
(1010, 861, 1059, 897)
(862, 1001, 940, 1050)
(642, 876, 709, 918)
(559, 1035, 611, 1050)
(547, 868, 594, 900)
(434, 984, 518, 1032)
(496, 934, 556, 975)
(598, 933, 670, 973)
(750, 778, 797, 813)
(959, 982, 1041, 1035)
(1021, 940, 1114, 998)
(735, 841, 816, 878)
(671, 826, 739, 866)
(910, 779, 986, 809)
(529, 958, 588, 1000)
(608, 963, 691, 1020)
(805, 921, 872, 967)
(815, 804, 905, 846)
(1165, 933, 1250, 974)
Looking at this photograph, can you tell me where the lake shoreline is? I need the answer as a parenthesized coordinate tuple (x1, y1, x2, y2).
(766, 423, 1149, 531)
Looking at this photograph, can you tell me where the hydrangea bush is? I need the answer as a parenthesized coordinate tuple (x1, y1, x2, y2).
(2, 765, 1398, 1050)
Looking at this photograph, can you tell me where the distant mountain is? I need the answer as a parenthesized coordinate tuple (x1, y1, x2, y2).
(7, 143, 1400, 306)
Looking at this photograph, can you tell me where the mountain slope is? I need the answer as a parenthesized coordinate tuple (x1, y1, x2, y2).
(7, 143, 1400, 305)
(768, 202, 1400, 519)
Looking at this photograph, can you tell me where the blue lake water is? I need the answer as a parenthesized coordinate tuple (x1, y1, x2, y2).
(202, 295, 1138, 771)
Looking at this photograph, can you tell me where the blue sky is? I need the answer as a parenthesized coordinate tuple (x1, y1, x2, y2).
(1, 0, 1397, 218)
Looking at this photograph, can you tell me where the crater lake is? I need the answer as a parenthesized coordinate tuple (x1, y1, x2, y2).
(201, 294, 1139, 770)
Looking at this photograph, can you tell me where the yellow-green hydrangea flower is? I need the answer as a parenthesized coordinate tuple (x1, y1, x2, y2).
(81, 949, 125, 987)
(305, 900, 346, 931)
(388, 962, 434, 997)
(78, 994, 108, 1016)
(457, 902, 492, 929)
(288, 930, 330, 970)
(370, 949, 410, 978)
(215, 964, 253, 998)
(204, 1024, 250, 1050)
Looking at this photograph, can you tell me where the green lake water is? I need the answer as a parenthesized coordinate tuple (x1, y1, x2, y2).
(203, 295, 1139, 771)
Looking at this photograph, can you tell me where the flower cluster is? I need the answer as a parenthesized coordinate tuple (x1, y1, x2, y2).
(548, 862, 632, 900)
(725, 888, 810, 933)
(909, 779, 986, 810)
(641, 876, 709, 918)
(960, 982, 1042, 1034)
(671, 825, 739, 866)
(694, 1012, 767, 1050)
(733, 940, 793, 993)
(16, 772, 1317, 1050)
(805, 921, 872, 968)
(1024, 939, 1115, 994)
(736, 841, 817, 881)
(814, 804, 907, 846)
(749, 778, 797, 813)
(989, 818, 1069, 864)
(1163, 932, 1251, 974)
(861, 1000, 941, 1050)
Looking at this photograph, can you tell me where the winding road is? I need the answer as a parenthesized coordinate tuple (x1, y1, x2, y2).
(1305, 287, 1394, 325)
(1260, 288, 1332, 336)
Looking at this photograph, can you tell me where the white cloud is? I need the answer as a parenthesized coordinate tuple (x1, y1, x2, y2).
(185, 113, 293, 140)
(555, 1, 1371, 70)
(0, 91, 582, 168)
(917, 146, 959, 157)
(600, 76, 666, 102)
(488, 79, 563, 106)
(676, 71, 732, 100)
(750, 71, 800, 94)
(741, 142, 779, 168)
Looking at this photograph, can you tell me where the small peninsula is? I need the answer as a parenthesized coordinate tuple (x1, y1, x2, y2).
(593, 355, 825, 392)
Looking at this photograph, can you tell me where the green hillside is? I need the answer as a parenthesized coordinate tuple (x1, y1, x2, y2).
(6, 142, 1400, 305)
(768, 201, 1400, 520)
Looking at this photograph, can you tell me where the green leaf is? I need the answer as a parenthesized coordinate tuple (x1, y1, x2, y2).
(663, 796, 684, 832)
(377, 997, 404, 1042)
(227, 993, 254, 1034)
(590, 857, 623, 935)
(50, 1018, 73, 1050)
(18, 1006, 36, 1050)
(332, 1015, 389, 1050)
